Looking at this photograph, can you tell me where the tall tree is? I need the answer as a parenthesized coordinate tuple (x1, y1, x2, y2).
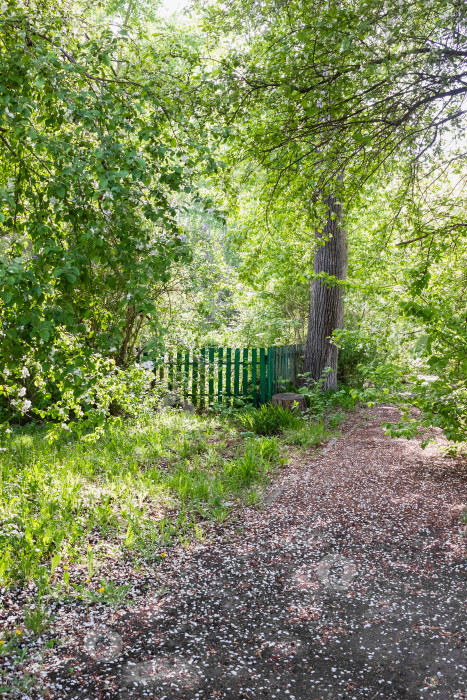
(304, 194, 347, 388)
(198, 0, 467, 381)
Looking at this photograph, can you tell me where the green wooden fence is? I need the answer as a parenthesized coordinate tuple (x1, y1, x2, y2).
(153, 344, 305, 407)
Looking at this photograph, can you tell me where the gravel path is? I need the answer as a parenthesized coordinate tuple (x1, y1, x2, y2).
(35, 407, 467, 698)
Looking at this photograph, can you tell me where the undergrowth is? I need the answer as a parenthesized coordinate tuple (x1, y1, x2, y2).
(282, 422, 335, 448)
(0, 409, 282, 589)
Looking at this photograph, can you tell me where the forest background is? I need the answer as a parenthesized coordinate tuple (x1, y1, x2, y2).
(2, 0, 467, 445)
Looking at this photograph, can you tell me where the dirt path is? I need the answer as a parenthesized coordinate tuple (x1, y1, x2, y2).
(44, 407, 466, 699)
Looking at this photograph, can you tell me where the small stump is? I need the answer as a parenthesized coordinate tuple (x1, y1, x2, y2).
(271, 392, 307, 412)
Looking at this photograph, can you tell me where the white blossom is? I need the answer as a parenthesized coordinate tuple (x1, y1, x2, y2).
(18, 387, 26, 397)
(20, 366, 30, 378)
(21, 399, 32, 413)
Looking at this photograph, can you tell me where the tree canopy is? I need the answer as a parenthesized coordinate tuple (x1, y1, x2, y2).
(198, 0, 467, 200)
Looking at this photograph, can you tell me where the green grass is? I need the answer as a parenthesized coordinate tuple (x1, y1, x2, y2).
(236, 403, 304, 435)
(0, 410, 282, 588)
(282, 421, 335, 448)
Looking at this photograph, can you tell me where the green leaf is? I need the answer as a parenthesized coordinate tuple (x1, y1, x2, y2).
(51, 552, 61, 573)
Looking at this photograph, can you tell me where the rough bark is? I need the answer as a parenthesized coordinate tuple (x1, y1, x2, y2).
(272, 392, 307, 412)
(304, 194, 347, 390)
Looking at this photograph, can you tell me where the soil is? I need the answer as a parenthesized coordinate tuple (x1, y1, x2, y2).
(8, 406, 467, 699)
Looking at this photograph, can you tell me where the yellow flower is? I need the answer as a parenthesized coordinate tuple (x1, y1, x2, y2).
(99, 587, 104, 593)
(161, 552, 166, 558)
(64, 566, 69, 571)
(15, 630, 21, 635)
(0, 640, 4, 645)
(86, 578, 91, 583)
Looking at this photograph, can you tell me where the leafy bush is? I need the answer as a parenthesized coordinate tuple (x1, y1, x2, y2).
(384, 375, 467, 446)
(0, 2, 196, 429)
(336, 333, 377, 385)
(0, 352, 162, 441)
(236, 403, 303, 435)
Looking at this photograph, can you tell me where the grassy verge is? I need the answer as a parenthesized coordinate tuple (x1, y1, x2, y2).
(0, 403, 337, 592)
(0, 409, 286, 590)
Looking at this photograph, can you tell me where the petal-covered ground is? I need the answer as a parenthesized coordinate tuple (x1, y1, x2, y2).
(26, 407, 467, 698)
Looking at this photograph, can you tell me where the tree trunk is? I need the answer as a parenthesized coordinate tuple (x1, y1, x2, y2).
(303, 194, 347, 390)
(272, 392, 307, 412)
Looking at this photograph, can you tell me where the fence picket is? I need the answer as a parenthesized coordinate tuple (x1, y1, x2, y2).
(267, 346, 274, 400)
(184, 350, 190, 399)
(226, 348, 232, 402)
(192, 352, 198, 406)
(200, 348, 206, 409)
(208, 347, 215, 405)
(176, 350, 182, 391)
(218, 347, 223, 404)
(278, 346, 282, 392)
(251, 348, 257, 406)
(242, 348, 248, 398)
(168, 351, 174, 391)
(260, 348, 266, 404)
(234, 348, 240, 398)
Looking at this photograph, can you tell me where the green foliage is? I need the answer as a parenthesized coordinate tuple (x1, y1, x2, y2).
(282, 421, 334, 448)
(91, 580, 131, 608)
(335, 328, 379, 385)
(200, 0, 467, 204)
(0, 357, 163, 438)
(0, 409, 282, 586)
(236, 403, 303, 435)
(0, 0, 212, 424)
(153, 205, 243, 348)
(385, 376, 467, 446)
(23, 604, 50, 636)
